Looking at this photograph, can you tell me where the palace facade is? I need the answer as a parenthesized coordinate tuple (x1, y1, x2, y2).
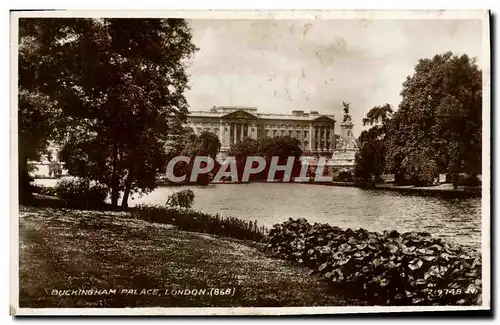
(28, 106, 357, 179)
(186, 106, 337, 156)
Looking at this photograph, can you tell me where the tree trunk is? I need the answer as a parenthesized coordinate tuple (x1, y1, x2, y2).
(452, 173, 459, 189)
(121, 169, 133, 208)
(85, 178, 90, 210)
(19, 156, 33, 204)
(110, 142, 119, 207)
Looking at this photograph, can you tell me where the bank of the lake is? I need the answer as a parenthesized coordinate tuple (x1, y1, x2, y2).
(19, 205, 361, 308)
(32, 179, 482, 249)
(327, 182, 482, 198)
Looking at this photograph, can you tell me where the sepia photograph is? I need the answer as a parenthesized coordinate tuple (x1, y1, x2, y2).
(10, 9, 490, 315)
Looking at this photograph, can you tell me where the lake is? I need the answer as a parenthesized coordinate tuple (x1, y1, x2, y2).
(129, 183, 482, 250)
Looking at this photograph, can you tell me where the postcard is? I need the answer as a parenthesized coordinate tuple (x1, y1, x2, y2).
(10, 9, 491, 316)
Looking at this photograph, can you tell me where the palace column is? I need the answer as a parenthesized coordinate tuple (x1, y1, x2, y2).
(323, 126, 327, 151)
(318, 127, 322, 151)
(233, 123, 237, 145)
(219, 121, 224, 147)
(326, 127, 331, 151)
(320, 127, 324, 151)
(316, 126, 320, 151)
(325, 127, 329, 150)
(329, 127, 335, 150)
(225, 123, 230, 147)
(308, 123, 313, 152)
(315, 126, 319, 151)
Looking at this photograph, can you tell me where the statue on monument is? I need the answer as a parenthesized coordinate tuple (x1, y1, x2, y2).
(336, 101, 357, 150)
(342, 101, 351, 123)
(332, 101, 359, 166)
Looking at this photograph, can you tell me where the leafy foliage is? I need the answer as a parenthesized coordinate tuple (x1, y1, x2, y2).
(181, 131, 221, 159)
(134, 205, 267, 241)
(55, 177, 108, 208)
(31, 184, 58, 197)
(226, 136, 303, 182)
(266, 218, 481, 306)
(19, 18, 198, 207)
(385, 52, 482, 186)
(354, 104, 393, 183)
(333, 171, 353, 182)
(161, 128, 221, 185)
(17, 90, 63, 202)
(166, 189, 195, 209)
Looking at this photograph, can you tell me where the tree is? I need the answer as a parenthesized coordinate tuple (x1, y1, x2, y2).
(182, 131, 221, 159)
(179, 131, 221, 184)
(385, 52, 482, 187)
(227, 136, 302, 182)
(17, 90, 62, 202)
(354, 104, 393, 183)
(18, 19, 74, 202)
(19, 18, 198, 207)
(265, 136, 303, 181)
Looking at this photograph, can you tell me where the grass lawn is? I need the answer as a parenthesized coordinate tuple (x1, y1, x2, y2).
(19, 206, 359, 308)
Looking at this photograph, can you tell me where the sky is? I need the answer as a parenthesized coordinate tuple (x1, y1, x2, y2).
(184, 19, 483, 136)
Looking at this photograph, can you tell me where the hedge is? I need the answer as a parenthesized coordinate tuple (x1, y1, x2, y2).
(133, 205, 267, 242)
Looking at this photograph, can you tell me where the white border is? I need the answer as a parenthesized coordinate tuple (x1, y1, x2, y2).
(12, 305, 492, 316)
(9, 9, 490, 19)
(9, 9, 491, 316)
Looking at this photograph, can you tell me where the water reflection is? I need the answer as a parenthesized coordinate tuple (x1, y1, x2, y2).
(131, 183, 481, 250)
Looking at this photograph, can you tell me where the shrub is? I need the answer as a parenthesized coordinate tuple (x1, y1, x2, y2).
(31, 184, 58, 197)
(458, 175, 481, 187)
(55, 177, 108, 208)
(133, 205, 267, 242)
(166, 189, 195, 209)
(333, 171, 353, 182)
(265, 218, 481, 306)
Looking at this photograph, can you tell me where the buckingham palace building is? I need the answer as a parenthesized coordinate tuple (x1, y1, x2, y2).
(186, 106, 337, 157)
